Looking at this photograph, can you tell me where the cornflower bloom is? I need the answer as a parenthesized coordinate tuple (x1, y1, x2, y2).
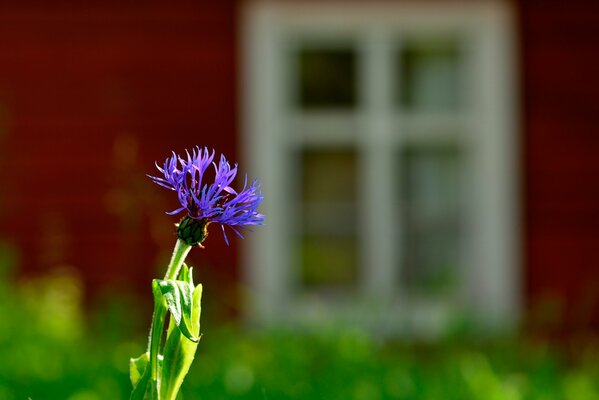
(149, 146, 264, 247)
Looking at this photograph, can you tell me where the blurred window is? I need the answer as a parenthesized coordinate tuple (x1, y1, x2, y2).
(244, 2, 518, 335)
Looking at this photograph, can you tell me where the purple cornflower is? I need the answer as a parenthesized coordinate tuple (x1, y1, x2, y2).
(149, 147, 264, 246)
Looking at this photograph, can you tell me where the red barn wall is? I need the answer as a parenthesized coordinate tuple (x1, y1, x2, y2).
(0, 1, 240, 307)
(1, 0, 598, 331)
(520, 1, 599, 331)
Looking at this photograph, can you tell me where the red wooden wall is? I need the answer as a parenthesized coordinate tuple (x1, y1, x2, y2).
(0, 1, 241, 306)
(0, 0, 598, 331)
(520, 1, 599, 331)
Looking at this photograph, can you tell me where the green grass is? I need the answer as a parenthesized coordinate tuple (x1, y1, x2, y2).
(0, 266, 598, 399)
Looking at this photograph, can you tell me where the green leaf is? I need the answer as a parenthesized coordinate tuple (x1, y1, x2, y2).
(160, 283, 203, 400)
(130, 352, 149, 387)
(129, 352, 154, 400)
(130, 264, 199, 400)
(131, 281, 169, 400)
(178, 263, 193, 286)
(156, 278, 199, 343)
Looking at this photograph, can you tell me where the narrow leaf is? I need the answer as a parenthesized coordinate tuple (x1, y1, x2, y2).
(160, 283, 203, 400)
(178, 263, 195, 287)
(157, 279, 199, 343)
(129, 352, 149, 387)
(131, 280, 169, 400)
(130, 357, 152, 400)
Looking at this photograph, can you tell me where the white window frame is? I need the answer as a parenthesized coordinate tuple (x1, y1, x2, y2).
(241, 1, 520, 336)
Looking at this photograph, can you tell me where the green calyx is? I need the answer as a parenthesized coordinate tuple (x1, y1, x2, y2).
(176, 216, 209, 247)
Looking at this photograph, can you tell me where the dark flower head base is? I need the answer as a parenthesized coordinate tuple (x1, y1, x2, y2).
(176, 216, 209, 247)
(149, 146, 264, 246)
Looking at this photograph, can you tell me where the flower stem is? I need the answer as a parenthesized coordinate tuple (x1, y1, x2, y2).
(164, 239, 193, 281)
(146, 239, 192, 398)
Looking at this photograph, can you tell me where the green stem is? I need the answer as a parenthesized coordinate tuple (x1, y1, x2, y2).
(146, 239, 192, 398)
(149, 291, 167, 383)
(164, 239, 193, 281)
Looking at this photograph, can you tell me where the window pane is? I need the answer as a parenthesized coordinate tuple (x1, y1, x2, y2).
(397, 38, 463, 111)
(297, 148, 358, 289)
(297, 47, 357, 109)
(398, 144, 463, 296)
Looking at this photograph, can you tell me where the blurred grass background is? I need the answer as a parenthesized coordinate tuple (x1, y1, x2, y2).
(1, 243, 598, 400)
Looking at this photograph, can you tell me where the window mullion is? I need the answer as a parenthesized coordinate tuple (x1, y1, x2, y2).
(360, 29, 397, 305)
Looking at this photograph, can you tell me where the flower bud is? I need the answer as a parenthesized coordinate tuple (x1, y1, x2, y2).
(176, 216, 209, 247)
